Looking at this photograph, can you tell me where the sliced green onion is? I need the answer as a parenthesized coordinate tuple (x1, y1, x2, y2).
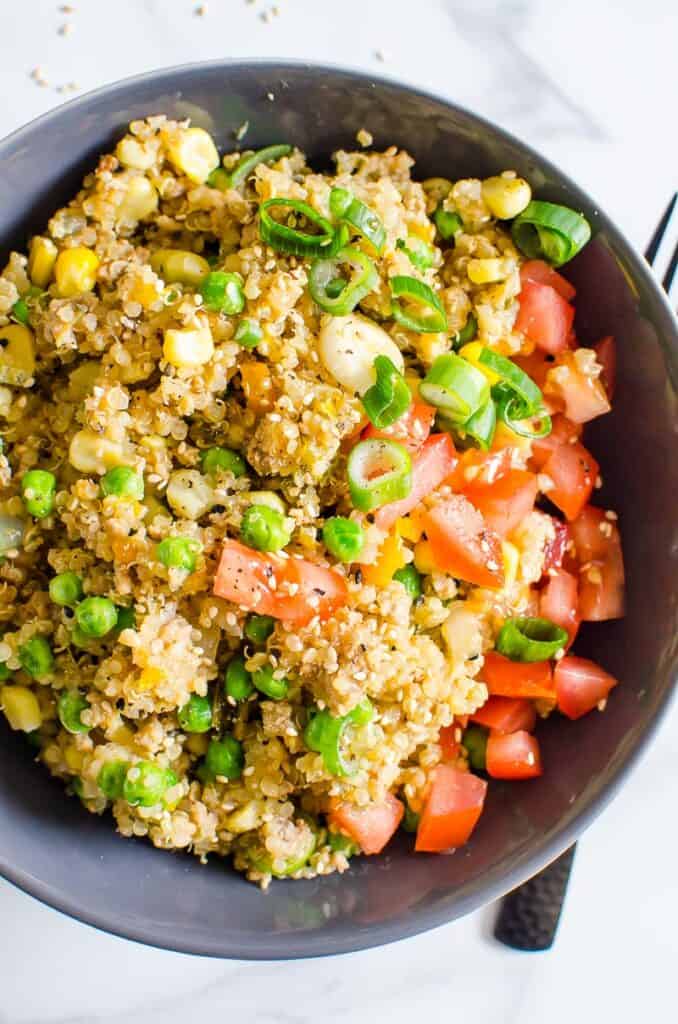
(206, 167, 230, 191)
(322, 516, 365, 562)
(395, 237, 435, 271)
(361, 355, 412, 429)
(308, 246, 378, 315)
(12, 298, 30, 325)
(389, 275, 447, 333)
(420, 352, 490, 424)
(401, 804, 420, 833)
(259, 198, 346, 258)
(304, 698, 373, 776)
(511, 200, 591, 267)
(496, 616, 569, 662)
(347, 438, 412, 512)
(463, 725, 487, 772)
(451, 312, 478, 349)
(477, 347, 543, 413)
(434, 206, 462, 240)
(329, 187, 386, 254)
(462, 397, 496, 450)
(224, 144, 292, 189)
(493, 384, 552, 439)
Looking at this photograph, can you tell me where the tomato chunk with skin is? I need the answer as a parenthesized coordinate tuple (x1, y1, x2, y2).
(520, 260, 576, 302)
(515, 279, 575, 355)
(471, 696, 537, 735)
(481, 651, 555, 699)
(462, 469, 538, 537)
(328, 793, 404, 855)
(530, 414, 582, 470)
(214, 540, 348, 626)
(438, 724, 461, 761)
(570, 506, 625, 620)
(364, 400, 436, 454)
(422, 494, 505, 588)
(540, 568, 580, 646)
(375, 433, 457, 531)
(542, 518, 572, 573)
(545, 350, 611, 424)
(486, 731, 543, 780)
(415, 765, 487, 852)
(554, 655, 619, 720)
(542, 441, 599, 521)
(449, 447, 513, 491)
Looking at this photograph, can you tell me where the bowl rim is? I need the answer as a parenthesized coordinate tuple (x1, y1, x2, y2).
(1, 56, 676, 960)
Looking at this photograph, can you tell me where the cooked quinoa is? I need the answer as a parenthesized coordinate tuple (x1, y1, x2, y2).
(0, 117, 621, 884)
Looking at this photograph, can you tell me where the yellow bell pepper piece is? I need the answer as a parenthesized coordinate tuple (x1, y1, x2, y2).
(362, 532, 407, 587)
(459, 341, 501, 385)
(240, 362, 273, 412)
(0, 323, 35, 386)
(413, 539, 437, 574)
(395, 508, 426, 543)
(501, 540, 520, 589)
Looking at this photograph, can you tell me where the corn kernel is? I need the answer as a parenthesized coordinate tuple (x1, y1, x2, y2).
(128, 275, 161, 309)
(481, 175, 531, 220)
(501, 541, 520, 590)
(116, 136, 155, 170)
(467, 258, 509, 285)
(166, 469, 214, 519)
(0, 323, 35, 386)
(363, 532, 407, 587)
(117, 176, 158, 225)
(111, 723, 135, 746)
(407, 220, 435, 244)
(163, 325, 214, 368)
(1, 685, 42, 732)
(422, 177, 453, 205)
(55, 247, 100, 298)
(459, 341, 500, 385)
(186, 733, 210, 756)
(226, 801, 261, 833)
(65, 745, 85, 772)
(413, 539, 437, 574)
(243, 490, 286, 515)
(165, 126, 219, 184)
(28, 236, 58, 288)
(240, 362, 273, 412)
(68, 429, 125, 475)
(151, 249, 210, 287)
(137, 666, 165, 692)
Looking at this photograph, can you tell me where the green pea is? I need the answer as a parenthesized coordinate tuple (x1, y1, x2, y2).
(244, 614, 275, 645)
(0, 662, 12, 681)
(70, 624, 92, 649)
(200, 446, 246, 478)
(12, 298, 30, 325)
(240, 504, 291, 552)
(401, 805, 420, 833)
(156, 536, 201, 572)
(200, 736, 244, 781)
(201, 271, 245, 314)
(322, 516, 364, 563)
(19, 635, 53, 679)
(97, 760, 128, 800)
(100, 465, 144, 500)
(224, 655, 254, 701)
(49, 571, 83, 607)
(248, 818, 317, 877)
(463, 725, 488, 772)
(115, 605, 135, 632)
(122, 761, 178, 807)
(178, 694, 213, 733)
(392, 564, 422, 600)
(57, 690, 90, 734)
(327, 831, 359, 857)
(20, 469, 56, 519)
(234, 318, 263, 349)
(75, 596, 118, 638)
(253, 664, 289, 701)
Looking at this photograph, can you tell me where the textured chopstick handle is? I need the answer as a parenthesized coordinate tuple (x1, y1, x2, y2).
(494, 844, 576, 951)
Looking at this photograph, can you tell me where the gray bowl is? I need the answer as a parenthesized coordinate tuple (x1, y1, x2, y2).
(0, 60, 676, 960)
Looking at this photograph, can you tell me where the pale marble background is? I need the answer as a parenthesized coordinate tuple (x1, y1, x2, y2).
(0, 1, 676, 1022)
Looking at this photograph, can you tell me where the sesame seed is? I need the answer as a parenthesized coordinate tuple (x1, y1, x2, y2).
(266, 92, 275, 101)
(597, 698, 607, 711)
(605, 509, 618, 521)
(526, 752, 535, 766)
(595, 475, 603, 489)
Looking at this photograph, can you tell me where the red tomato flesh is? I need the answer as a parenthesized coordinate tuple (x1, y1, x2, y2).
(554, 655, 619, 720)
(470, 696, 537, 734)
(328, 793, 404, 855)
(375, 433, 458, 531)
(486, 731, 543, 779)
(540, 568, 580, 646)
(214, 540, 348, 626)
(422, 494, 505, 588)
(481, 651, 555, 700)
(530, 414, 582, 470)
(449, 447, 513, 490)
(542, 518, 572, 573)
(515, 279, 575, 355)
(462, 469, 538, 537)
(520, 260, 576, 302)
(415, 765, 487, 852)
(363, 400, 436, 454)
(438, 724, 460, 761)
(542, 441, 599, 521)
(545, 351, 611, 424)
(569, 506, 625, 620)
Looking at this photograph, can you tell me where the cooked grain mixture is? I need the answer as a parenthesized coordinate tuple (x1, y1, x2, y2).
(0, 118, 623, 883)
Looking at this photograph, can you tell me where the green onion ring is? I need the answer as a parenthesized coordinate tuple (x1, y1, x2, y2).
(395, 237, 435, 272)
(308, 246, 378, 315)
(511, 200, 591, 267)
(223, 144, 292, 189)
(420, 352, 489, 424)
(347, 438, 412, 512)
(461, 397, 497, 450)
(477, 347, 543, 413)
(303, 699, 374, 776)
(496, 616, 569, 662)
(389, 275, 448, 333)
(259, 198, 347, 257)
(329, 187, 386, 254)
(451, 311, 478, 350)
(362, 355, 412, 429)
(493, 384, 552, 439)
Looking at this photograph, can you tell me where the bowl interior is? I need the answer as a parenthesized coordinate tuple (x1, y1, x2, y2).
(1, 62, 676, 959)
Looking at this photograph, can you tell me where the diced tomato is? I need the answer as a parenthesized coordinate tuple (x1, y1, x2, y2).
(554, 655, 619, 720)
(544, 351, 611, 424)
(530, 414, 582, 470)
(374, 433, 458, 531)
(214, 540, 348, 626)
(415, 765, 487, 852)
(542, 518, 572, 573)
(462, 469, 538, 537)
(470, 696, 537, 734)
(515, 279, 575, 356)
(448, 447, 513, 490)
(363, 400, 436, 454)
(486, 731, 543, 780)
(422, 494, 505, 588)
(328, 793, 404, 855)
(481, 651, 555, 699)
(438, 724, 460, 761)
(513, 349, 557, 393)
(593, 336, 616, 400)
(520, 260, 576, 302)
(542, 441, 599, 521)
(569, 506, 625, 620)
(540, 568, 580, 646)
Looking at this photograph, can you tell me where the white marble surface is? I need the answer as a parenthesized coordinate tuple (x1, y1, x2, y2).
(0, 1, 677, 1021)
